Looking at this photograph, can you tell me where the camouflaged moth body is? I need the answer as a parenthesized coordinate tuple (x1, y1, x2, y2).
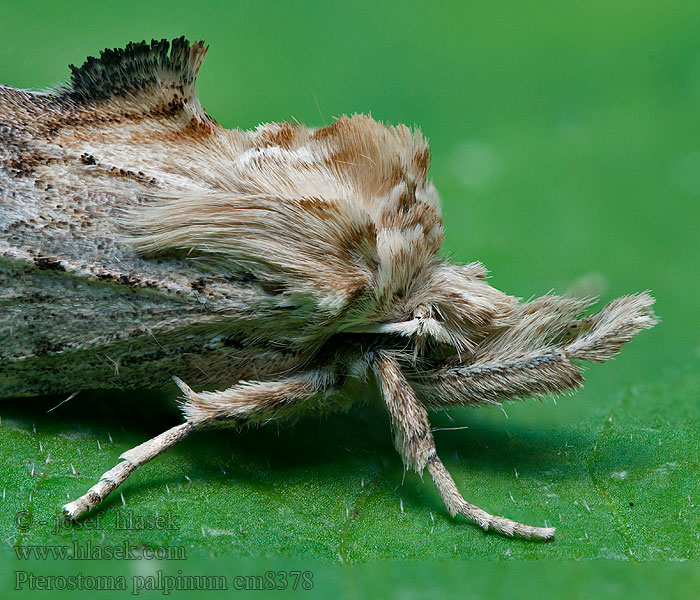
(0, 38, 657, 539)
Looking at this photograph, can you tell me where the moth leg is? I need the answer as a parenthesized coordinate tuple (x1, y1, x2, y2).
(63, 422, 194, 520)
(411, 349, 584, 409)
(411, 292, 658, 409)
(63, 369, 334, 520)
(374, 351, 555, 540)
(172, 369, 335, 427)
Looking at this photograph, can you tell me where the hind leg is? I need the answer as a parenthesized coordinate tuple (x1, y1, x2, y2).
(64, 369, 335, 519)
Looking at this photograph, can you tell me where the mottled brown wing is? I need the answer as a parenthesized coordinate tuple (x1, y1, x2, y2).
(0, 38, 302, 397)
(0, 37, 447, 398)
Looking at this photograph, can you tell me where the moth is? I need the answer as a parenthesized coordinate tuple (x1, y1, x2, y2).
(0, 37, 657, 540)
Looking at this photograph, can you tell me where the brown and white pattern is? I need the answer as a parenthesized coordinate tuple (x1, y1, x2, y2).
(0, 38, 657, 539)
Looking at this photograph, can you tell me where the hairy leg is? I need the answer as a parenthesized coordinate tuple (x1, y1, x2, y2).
(374, 351, 554, 540)
(412, 292, 657, 408)
(64, 369, 335, 520)
(63, 422, 194, 519)
(412, 348, 583, 408)
(175, 369, 336, 427)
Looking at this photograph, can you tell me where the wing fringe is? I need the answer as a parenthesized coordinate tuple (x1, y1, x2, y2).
(60, 36, 208, 104)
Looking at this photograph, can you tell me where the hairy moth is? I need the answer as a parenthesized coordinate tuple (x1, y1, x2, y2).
(0, 37, 657, 540)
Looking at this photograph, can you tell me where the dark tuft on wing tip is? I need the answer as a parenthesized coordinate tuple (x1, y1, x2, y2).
(61, 37, 208, 104)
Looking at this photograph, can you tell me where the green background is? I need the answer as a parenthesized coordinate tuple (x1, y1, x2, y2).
(1, 0, 699, 597)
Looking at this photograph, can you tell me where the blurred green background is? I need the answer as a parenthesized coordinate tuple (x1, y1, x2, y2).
(1, 0, 699, 598)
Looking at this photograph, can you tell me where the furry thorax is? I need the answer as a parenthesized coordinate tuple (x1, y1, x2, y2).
(0, 38, 657, 539)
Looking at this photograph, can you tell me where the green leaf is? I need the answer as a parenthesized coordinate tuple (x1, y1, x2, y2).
(2, 0, 700, 597)
(2, 368, 698, 566)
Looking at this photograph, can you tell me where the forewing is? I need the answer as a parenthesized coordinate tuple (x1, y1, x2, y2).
(0, 38, 306, 394)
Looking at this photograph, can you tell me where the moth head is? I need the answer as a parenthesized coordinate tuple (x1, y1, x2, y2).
(373, 304, 455, 348)
(354, 262, 518, 357)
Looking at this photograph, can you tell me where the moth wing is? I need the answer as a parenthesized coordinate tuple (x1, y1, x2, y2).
(0, 38, 308, 394)
(1, 37, 444, 361)
(1, 37, 224, 282)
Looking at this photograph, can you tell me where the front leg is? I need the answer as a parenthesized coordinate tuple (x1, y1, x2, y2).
(374, 351, 555, 540)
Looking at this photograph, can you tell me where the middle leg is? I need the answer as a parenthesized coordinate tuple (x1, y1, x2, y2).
(374, 351, 555, 540)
